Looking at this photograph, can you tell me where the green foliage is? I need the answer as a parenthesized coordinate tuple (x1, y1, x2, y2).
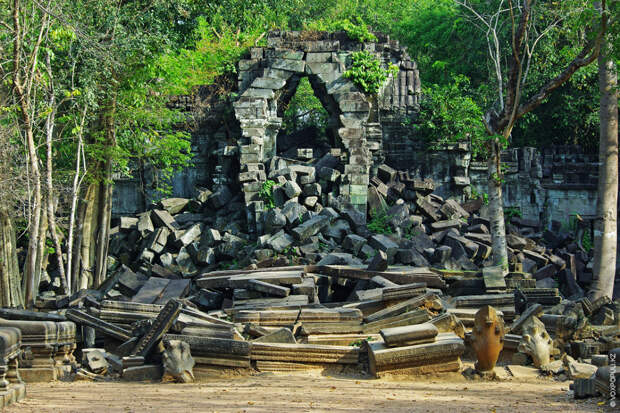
(344, 51, 398, 95)
(403, 225, 421, 240)
(259, 180, 277, 209)
(504, 207, 522, 222)
(367, 209, 393, 234)
(469, 186, 489, 205)
(416, 75, 487, 159)
(282, 77, 329, 136)
(350, 336, 376, 347)
(332, 17, 377, 42)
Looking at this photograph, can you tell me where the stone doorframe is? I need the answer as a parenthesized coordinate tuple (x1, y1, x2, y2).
(233, 41, 373, 235)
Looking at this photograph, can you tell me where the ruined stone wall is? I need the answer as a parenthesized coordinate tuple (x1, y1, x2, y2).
(111, 30, 600, 235)
(375, 140, 600, 228)
(233, 30, 420, 234)
(112, 86, 240, 216)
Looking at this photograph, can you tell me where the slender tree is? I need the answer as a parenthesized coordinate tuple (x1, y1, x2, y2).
(455, 0, 608, 270)
(591, 24, 618, 300)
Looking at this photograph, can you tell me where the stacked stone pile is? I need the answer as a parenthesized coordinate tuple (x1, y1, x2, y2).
(38, 156, 594, 308)
(16, 157, 615, 389)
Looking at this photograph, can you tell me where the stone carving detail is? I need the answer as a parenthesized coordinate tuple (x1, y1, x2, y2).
(517, 316, 553, 368)
(471, 305, 505, 372)
(0, 327, 26, 407)
(162, 339, 195, 383)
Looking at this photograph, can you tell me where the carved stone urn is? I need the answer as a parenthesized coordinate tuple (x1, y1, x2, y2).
(471, 305, 505, 372)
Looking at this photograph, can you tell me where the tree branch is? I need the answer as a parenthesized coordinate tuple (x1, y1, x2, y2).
(516, 0, 608, 119)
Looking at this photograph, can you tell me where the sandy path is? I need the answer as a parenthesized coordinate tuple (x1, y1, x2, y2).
(3, 371, 611, 413)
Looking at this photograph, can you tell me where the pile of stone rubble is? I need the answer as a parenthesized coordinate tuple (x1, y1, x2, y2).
(39, 154, 594, 305)
(0, 158, 615, 407)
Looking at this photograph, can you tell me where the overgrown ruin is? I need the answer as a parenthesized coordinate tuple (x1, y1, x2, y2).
(1, 29, 617, 410)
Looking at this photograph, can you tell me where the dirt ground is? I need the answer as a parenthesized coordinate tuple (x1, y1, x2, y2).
(3, 370, 612, 413)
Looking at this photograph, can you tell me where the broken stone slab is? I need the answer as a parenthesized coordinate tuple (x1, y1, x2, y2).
(367, 333, 465, 377)
(415, 197, 440, 221)
(84, 349, 108, 374)
(429, 313, 465, 339)
(439, 199, 470, 220)
(132, 277, 171, 304)
(247, 279, 291, 298)
(444, 232, 479, 259)
(159, 198, 189, 215)
(365, 292, 438, 323)
(483, 266, 507, 291)
(252, 328, 296, 344)
(283, 180, 302, 198)
(155, 279, 190, 305)
(264, 208, 286, 233)
(506, 234, 527, 250)
(368, 235, 399, 262)
(562, 354, 597, 380)
(396, 248, 429, 267)
(380, 323, 439, 347)
(249, 342, 359, 364)
(173, 223, 202, 248)
(367, 250, 388, 271)
(131, 299, 183, 358)
(208, 186, 232, 209)
(533, 264, 557, 280)
(362, 310, 431, 334)
(506, 364, 540, 379)
(454, 294, 514, 308)
(303, 183, 322, 197)
(122, 364, 163, 381)
(508, 303, 543, 334)
(119, 216, 139, 230)
(343, 234, 367, 255)
(381, 283, 427, 301)
(318, 166, 341, 182)
(150, 209, 178, 232)
(281, 202, 307, 226)
(377, 164, 397, 183)
(290, 215, 329, 241)
(66, 309, 132, 342)
(522, 249, 548, 267)
(430, 219, 462, 232)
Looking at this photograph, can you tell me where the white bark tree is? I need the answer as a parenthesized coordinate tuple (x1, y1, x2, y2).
(455, 0, 608, 271)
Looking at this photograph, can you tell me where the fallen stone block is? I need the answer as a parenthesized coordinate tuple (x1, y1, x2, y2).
(380, 323, 439, 347)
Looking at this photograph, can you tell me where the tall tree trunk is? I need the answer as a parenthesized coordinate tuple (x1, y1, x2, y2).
(22, 124, 42, 308)
(78, 183, 99, 290)
(93, 98, 115, 288)
(44, 51, 67, 295)
(487, 142, 509, 270)
(0, 207, 22, 308)
(65, 105, 88, 294)
(34, 206, 48, 297)
(591, 44, 618, 301)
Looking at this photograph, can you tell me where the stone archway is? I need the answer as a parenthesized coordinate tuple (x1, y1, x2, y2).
(233, 31, 420, 235)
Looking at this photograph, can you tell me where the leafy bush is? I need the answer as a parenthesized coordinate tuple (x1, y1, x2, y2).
(344, 51, 398, 95)
(336, 17, 377, 42)
(259, 180, 277, 209)
(367, 209, 393, 234)
(415, 75, 488, 159)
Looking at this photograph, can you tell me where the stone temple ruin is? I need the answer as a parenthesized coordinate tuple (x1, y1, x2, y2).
(1, 30, 617, 409)
(114, 31, 600, 233)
